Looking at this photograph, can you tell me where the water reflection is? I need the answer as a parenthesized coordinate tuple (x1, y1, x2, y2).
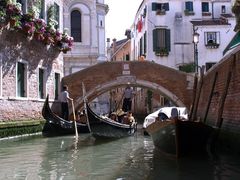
(0, 133, 240, 180)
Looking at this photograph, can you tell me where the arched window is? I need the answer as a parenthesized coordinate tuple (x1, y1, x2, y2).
(71, 10, 82, 42)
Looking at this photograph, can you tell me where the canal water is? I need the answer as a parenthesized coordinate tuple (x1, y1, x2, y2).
(0, 131, 240, 180)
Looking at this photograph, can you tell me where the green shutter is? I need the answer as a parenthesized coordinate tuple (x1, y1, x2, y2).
(54, 3, 59, 29)
(39, 68, 44, 99)
(17, 62, 25, 97)
(55, 73, 59, 100)
(165, 29, 171, 52)
(144, 32, 147, 54)
(152, 2, 157, 11)
(153, 29, 157, 52)
(140, 37, 143, 56)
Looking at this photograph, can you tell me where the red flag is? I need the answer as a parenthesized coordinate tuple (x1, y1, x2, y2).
(137, 17, 142, 32)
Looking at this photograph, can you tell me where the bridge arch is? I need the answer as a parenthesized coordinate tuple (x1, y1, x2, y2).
(62, 61, 195, 111)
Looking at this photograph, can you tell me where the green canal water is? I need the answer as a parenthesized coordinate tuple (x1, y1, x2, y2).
(0, 131, 240, 180)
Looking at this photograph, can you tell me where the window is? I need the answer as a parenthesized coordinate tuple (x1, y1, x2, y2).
(39, 0, 45, 19)
(139, 37, 143, 56)
(221, 5, 226, 14)
(204, 32, 220, 48)
(185, 1, 193, 11)
(144, 32, 147, 55)
(152, 28, 171, 56)
(71, 10, 82, 42)
(125, 54, 130, 61)
(0, 56, 2, 97)
(152, 2, 169, 12)
(202, 2, 209, 12)
(17, 62, 27, 97)
(54, 73, 60, 100)
(17, 0, 27, 14)
(205, 62, 216, 71)
(38, 68, 46, 99)
(47, 3, 59, 30)
(53, 3, 59, 29)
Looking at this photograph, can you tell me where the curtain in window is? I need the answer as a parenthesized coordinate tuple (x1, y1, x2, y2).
(71, 10, 82, 42)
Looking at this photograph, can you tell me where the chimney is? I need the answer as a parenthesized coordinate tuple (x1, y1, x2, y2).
(112, 38, 117, 52)
(106, 38, 110, 48)
(125, 29, 131, 39)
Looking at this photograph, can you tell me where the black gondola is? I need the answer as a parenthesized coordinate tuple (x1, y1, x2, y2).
(85, 103, 137, 138)
(42, 95, 89, 137)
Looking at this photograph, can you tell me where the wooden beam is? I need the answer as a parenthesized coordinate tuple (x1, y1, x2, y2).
(203, 72, 218, 123)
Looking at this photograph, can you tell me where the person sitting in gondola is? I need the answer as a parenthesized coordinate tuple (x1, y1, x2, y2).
(110, 112, 118, 122)
(116, 109, 126, 123)
(123, 111, 136, 125)
(77, 110, 87, 123)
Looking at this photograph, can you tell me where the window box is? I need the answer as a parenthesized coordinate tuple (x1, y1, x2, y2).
(184, 10, 195, 16)
(205, 43, 219, 48)
(155, 48, 169, 56)
(156, 9, 166, 15)
(202, 12, 211, 16)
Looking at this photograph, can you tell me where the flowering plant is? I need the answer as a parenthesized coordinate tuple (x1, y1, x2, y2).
(33, 18, 46, 41)
(0, 2, 74, 53)
(6, 3, 22, 29)
(58, 30, 74, 53)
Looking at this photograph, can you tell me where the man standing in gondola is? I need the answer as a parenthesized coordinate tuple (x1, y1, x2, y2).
(122, 86, 135, 112)
(60, 85, 73, 121)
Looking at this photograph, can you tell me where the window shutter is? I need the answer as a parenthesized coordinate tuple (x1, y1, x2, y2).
(55, 73, 60, 100)
(144, 32, 147, 54)
(140, 37, 143, 56)
(189, 2, 193, 11)
(40, 0, 44, 19)
(54, 3, 60, 29)
(153, 29, 157, 52)
(165, 29, 171, 52)
(17, 62, 25, 97)
(152, 2, 156, 11)
(163, 3, 169, 11)
(39, 69, 44, 99)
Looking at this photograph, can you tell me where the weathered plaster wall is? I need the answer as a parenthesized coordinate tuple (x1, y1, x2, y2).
(0, 28, 63, 121)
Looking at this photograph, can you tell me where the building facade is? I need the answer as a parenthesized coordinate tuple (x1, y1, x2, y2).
(62, 0, 108, 75)
(131, 0, 236, 72)
(0, 0, 66, 121)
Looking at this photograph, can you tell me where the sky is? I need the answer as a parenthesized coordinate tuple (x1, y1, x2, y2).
(105, 0, 143, 42)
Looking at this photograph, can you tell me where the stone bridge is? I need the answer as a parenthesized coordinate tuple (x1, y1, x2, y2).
(62, 61, 195, 111)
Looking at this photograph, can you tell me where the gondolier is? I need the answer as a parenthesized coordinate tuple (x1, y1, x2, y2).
(60, 85, 73, 121)
(122, 86, 135, 112)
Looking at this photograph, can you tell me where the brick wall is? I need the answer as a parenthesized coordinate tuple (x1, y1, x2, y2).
(0, 28, 63, 121)
(194, 47, 240, 134)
